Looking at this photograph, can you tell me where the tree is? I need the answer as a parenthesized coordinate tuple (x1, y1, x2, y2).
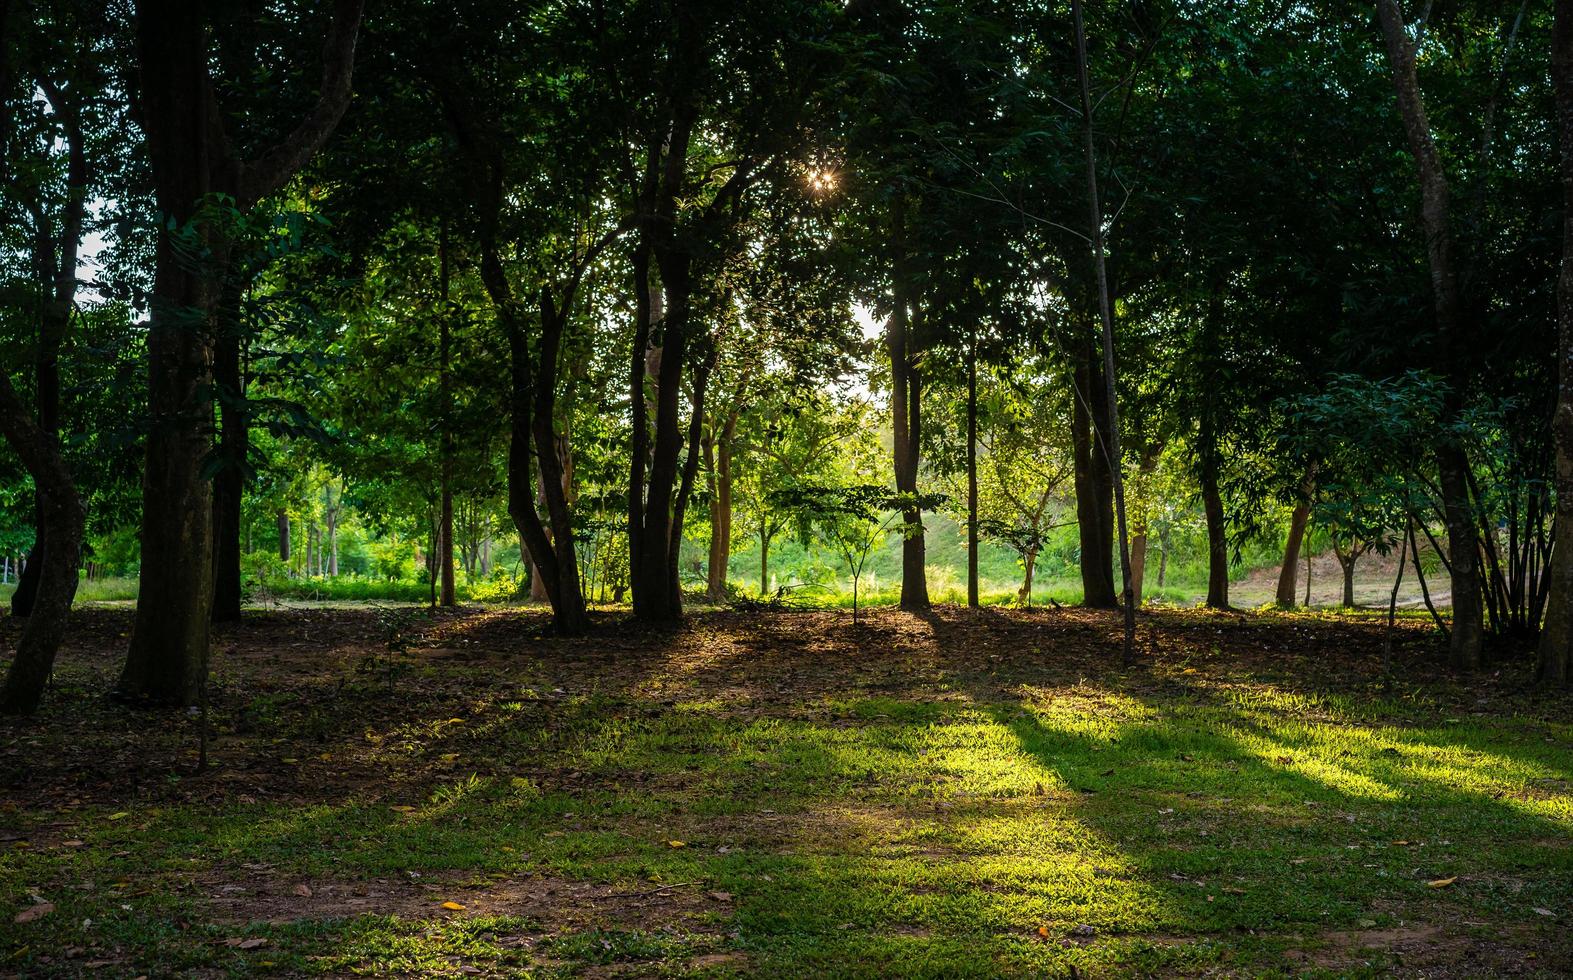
(117, 0, 364, 704)
(1542, 0, 1573, 686)
(1375, 0, 1487, 670)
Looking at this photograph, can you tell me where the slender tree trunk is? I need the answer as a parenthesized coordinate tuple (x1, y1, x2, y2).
(1020, 546, 1038, 607)
(1071, 347, 1117, 607)
(211, 280, 246, 622)
(1201, 462, 1230, 609)
(760, 526, 770, 597)
(11, 82, 84, 619)
(1305, 537, 1313, 606)
(0, 376, 86, 715)
(966, 331, 979, 609)
(1276, 496, 1312, 608)
(1540, 0, 1573, 685)
(326, 500, 338, 576)
(438, 225, 456, 607)
(1074, 0, 1137, 662)
(277, 511, 290, 565)
(1158, 527, 1169, 588)
(706, 412, 736, 601)
(1130, 530, 1147, 604)
(1378, 0, 1484, 670)
(1338, 549, 1358, 608)
(888, 246, 929, 612)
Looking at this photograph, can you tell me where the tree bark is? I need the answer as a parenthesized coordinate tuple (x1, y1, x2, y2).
(0, 375, 85, 715)
(1201, 461, 1230, 609)
(1071, 345, 1117, 607)
(888, 209, 929, 612)
(706, 411, 737, 601)
(1377, 0, 1484, 670)
(438, 224, 456, 608)
(1276, 484, 1313, 609)
(210, 280, 246, 622)
(11, 77, 85, 620)
(1074, 0, 1138, 662)
(966, 331, 979, 609)
(120, 0, 363, 705)
(276, 511, 290, 564)
(1540, 0, 1573, 685)
(1130, 530, 1147, 604)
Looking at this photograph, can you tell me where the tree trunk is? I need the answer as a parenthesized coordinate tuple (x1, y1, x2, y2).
(438, 225, 456, 607)
(1130, 530, 1147, 604)
(118, 2, 220, 704)
(1276, 492, 1312, 608)
(1075, 0, 1138, 663)
(211, 281, 246, 622)
(888, 209, 929, 612)
(1020, 545, 1038, 607)
(759, 524, 774, 596)
(706, 412, 736, 601)
(1377, 0, 1484, 670)
(1071, 345, 1117, 608)
(10, 72, 85, 620)
(0, 375, 86, 715)
(277, 511, 290, 565)
(966, 332, 979, 609)
(119, 0, 363, 705)
(326, 500, 338, 576)
(1540, 0, 1573, 685)
(1158, 527, 1169, 588)
(1201, 462, 1230, 610)
(1339, 550, 1357, 608)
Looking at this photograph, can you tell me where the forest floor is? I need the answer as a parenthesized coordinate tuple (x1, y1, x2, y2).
(1, 605, 1570, 978)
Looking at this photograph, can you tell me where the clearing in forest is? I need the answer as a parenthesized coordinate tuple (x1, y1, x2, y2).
(2, 606, 1571, 977)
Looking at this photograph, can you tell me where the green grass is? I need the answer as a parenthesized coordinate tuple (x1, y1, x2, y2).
(2, 607, 1568, 977)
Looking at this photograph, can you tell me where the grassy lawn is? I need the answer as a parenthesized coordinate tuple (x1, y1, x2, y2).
(2, 605, 1570, 977)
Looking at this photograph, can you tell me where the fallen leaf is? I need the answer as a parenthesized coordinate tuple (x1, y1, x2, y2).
(1391, 840, 1411, 846)
(439, 753, 460, 763)
(224, 937, 269, 949)
(14, 902, 53, 923)
(293, 884, 313, 898)
(1426, 877, 1457, 889)
(440, 901, 465, 910)
(62, 840, 85, 848)
(667, 840, 685, 848)
(1533, 907, 1555, 917)
(1037, 925, 1049, 938)
(107, 812, 128, 821)
(708, 891, 733, 902)
(389, 805, 417, 813)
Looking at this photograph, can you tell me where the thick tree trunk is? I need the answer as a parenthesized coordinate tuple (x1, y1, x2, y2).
(1276, 494, 1312, 609)
(1540, 0, 1573, 685)
(277, 511, 290, 564)
(0, 376, 85, 715)
(1378, 0, 1484, 670)
(1337, 549, 1357, 608)
(1201, 462, 1230, 610)
(1071, 349, 1117, 608)
(121, 0, 363, 705)
(119, 3, 219, 704)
